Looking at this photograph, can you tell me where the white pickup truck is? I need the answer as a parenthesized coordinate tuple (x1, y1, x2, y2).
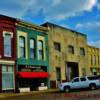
(59, 75, 100, 92)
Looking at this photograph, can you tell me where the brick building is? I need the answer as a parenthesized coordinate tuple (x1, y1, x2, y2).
(0, 15, 49, 92)
(0, 15, 16, 92)
(0, 14, 100, 91)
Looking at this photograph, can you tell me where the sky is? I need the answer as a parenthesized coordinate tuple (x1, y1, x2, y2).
(0, 0, 100, 48)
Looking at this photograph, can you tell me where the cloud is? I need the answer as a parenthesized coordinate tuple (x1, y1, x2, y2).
(41, 0, 97, 21)
(75, 22, 100, 48)
(0, 0, 98, 21)
(76, 22, 100, 32)
(76, 23, 83, 28)
(84, 0, 97, 11)
(52, 0, 61, 6)
(0, 0, 33, 18)
(96, 0, 100, 9)
(88, 41, 100, 48)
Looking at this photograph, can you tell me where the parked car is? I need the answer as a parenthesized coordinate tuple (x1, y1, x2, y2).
(58, 75, 100, 92)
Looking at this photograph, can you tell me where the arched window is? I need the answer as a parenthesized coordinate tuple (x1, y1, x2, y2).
(30, 39, 35, 59)
(38, 40, 43, 60)
(19, 36, 25, 58)
(4, 33, 11, 57)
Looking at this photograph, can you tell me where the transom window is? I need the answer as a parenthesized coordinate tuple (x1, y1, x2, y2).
(19, 36, 25, 58)
(30, 39, 35, 59)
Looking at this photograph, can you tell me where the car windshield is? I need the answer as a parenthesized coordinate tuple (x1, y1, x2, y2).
(71, 78, 79, 82)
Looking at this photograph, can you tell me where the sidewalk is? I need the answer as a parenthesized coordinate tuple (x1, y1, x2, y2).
(0, 89, 59, 99)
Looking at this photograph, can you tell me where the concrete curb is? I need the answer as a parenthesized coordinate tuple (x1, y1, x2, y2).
(0, 89, 59, 98)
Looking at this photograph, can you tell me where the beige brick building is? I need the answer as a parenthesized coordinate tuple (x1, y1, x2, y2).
(42, 22, 88, 88)
(87, 45, 100, 75)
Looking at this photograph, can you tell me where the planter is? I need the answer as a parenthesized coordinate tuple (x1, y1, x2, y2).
(19, 87, 30, 93)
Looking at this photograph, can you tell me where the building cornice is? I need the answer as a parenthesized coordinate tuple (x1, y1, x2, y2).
(16, 20, 48, 33)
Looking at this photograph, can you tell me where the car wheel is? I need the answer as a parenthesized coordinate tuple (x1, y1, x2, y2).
(64, 86, 70, 92)
(90, 84, 96, 90)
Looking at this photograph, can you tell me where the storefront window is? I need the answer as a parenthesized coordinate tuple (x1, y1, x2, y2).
(2, 66, 14, 90)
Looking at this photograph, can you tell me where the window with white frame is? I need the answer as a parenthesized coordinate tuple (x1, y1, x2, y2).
(19, 36, 25, 58)
(30, 39, 35, 59)
(2, 66, 14, 90)
(4, 33, 12, 57)
(38, 40, 44, 60)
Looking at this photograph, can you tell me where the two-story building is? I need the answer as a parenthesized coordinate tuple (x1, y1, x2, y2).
(0, 14, 100, 91)
(0, 15, 49, 92)
(87, 45, 100, 75)
(16, 20, 49, 91)
(0, 15, 16, 92)
(42, 22, 88, 88)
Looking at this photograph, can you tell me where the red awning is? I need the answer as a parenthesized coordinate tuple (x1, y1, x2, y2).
(17, 72, 49, 78)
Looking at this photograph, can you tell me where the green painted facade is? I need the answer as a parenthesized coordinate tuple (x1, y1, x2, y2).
(16, 23, 50, 90)
(16, 25, 49, 67)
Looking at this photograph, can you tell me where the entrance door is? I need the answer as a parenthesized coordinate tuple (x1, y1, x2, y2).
(2, 66, 14, 91)
(56, 68, 61, 87)
(66, 62, 79, 81)
(66, 66, 71, 81)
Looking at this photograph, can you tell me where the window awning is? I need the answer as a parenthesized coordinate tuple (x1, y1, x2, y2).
(17, 72, 49, 78)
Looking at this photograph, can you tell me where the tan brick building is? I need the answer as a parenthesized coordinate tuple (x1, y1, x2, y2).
(42, 22, 88, 88)
(87, 45, 100, 75)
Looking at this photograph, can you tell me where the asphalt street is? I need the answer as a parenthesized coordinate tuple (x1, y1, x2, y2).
(1, 89, 100, 100)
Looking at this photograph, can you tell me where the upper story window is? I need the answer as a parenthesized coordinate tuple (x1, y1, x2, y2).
(68, 45, 74, 54)
(94, 55, 96, 65)
(80, 48, 85, 56)
(38, 40, 44, 60)
(30, 39, 35, 59)
(3, 32, 12, 57)
(54, 42, 61, 52)
(19, 36, 25, 58)
(98, 56, 99, 65)
(91, 55, 93, 65)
